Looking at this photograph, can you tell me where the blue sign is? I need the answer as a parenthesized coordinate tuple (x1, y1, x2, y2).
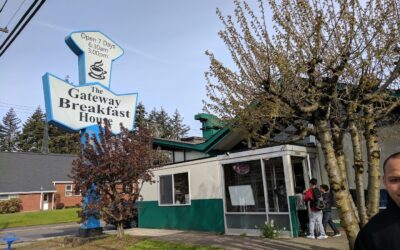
(43, 31, 137, 134)
(43, 31, 138, 230)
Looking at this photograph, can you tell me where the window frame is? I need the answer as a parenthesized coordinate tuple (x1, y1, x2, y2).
(158, 171, 191, 206)
(65, 184, 73, 197)
(0, 195, 9, 200)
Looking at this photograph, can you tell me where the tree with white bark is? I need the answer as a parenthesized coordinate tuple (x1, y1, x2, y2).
(204, 1, 400, 248)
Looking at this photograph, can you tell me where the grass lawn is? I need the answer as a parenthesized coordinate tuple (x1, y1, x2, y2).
(14, 235, 223, 250)
(0, 208, 79, 229)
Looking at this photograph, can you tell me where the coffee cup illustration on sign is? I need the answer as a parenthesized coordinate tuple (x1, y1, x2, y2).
(89, 60, 107, 80)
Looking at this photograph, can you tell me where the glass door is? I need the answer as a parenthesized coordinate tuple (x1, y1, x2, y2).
(263, 157, 291, 232)
(291, 156, 307, 192)
(223, 160, 266, 234)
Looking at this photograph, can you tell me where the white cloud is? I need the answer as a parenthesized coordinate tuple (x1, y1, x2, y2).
(33, 20, 73, 33)
(120, 42, 176, 65)
(33, 20, 175, 64)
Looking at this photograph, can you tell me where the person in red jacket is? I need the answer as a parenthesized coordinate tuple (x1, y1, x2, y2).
(304, 178, 327, 239)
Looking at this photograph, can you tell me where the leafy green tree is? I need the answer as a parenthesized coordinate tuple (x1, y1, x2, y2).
(48, 124, 80, 154)
(148, 107, 172, 138)
(0, 123, 5, 149)
(18, 107, 45, 152)
(170, 109, 190, 140)
(135, 102, 148, 129)
(147, 107, 190, 140)
(0, 108, 21, 152)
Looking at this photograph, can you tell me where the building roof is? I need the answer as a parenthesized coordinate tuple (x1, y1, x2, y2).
(0, 152, 77, 194)
(153, 128, 233, 154)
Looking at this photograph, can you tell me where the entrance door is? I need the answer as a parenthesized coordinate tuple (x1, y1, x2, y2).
(263, 157, 291, 232)
(43, 193, 49, 210)
(291, 156, 307, 192)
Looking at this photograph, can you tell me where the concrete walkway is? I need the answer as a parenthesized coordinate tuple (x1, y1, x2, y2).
(122, 228, 350, 250)
(0, 226, 349, 250)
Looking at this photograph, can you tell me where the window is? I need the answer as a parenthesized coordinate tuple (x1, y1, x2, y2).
(159, 172, 190, 205)
(0, 195, 9, 200)
(223, 160, 266, 212)
(65, 185, 72, 197)
(0, 195, 18, 200)
(264, 157, 288, 212)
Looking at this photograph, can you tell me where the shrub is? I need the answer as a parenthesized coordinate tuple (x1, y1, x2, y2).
(259, 220, 281, 239)
(0, 198, 22, 214)
(65, 204, 81, 209)
(55, 202, 65, 209)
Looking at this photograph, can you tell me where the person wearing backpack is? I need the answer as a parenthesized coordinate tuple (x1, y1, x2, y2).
(304, 178, 328, 239)
(320, 184, 341, 237)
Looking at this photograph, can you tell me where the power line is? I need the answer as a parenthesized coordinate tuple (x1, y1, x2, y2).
(0, 108, 34, 115)
(0, 101, 37, 109)
(0, 0, 26, 39)
(0, 0, 8, 13)
(0, 106, 36, 113)
(0, 0, 46, 57)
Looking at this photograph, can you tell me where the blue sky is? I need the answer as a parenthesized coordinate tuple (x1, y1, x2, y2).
(0, 0, 253, 136)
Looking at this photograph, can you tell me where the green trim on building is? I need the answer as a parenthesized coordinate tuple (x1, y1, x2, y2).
(289, 196, 299, 237)
(154, 128, 230, 154)
(194, 113, 224, 140)
(153, 128, 229, 153)
(138, 199, 225, 233)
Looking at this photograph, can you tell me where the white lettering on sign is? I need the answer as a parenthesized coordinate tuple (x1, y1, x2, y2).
(67, 31, 123, 88)
(43, 74, 137, 134)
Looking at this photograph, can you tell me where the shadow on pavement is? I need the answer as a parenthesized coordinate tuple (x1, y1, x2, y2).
(155, 232, 344, 250)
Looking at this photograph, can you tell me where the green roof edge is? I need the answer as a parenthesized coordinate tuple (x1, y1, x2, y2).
(153, 128, 230, 153)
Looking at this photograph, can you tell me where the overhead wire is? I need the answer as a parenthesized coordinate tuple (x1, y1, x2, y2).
(0, 0, 27, 40)
(0, 101, 37, 109)
(0, 0, 46, 57)
(0, 0, 8, 13)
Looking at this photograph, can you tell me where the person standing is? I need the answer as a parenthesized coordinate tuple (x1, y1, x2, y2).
(295, 186, 308, 236)
(320, 184, 341, 237)
(354, 152, 400, 250)
(304, 178, 327, 239)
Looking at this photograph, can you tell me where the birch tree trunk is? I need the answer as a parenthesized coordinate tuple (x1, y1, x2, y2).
(316, 119, 359, 249)
(349, 122, 368, 226)
(364, 109, 381, 219)
(332, 125, 360, 223)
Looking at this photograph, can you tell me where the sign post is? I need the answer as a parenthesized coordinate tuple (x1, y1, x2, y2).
(43, 31, 138, 236)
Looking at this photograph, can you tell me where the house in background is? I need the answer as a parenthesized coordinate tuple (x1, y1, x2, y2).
(0, 152, 81, 211)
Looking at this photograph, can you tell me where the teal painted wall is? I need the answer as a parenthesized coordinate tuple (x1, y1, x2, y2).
(138, 199, 225, 233)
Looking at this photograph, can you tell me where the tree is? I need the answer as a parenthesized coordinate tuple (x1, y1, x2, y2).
(0, 108, 21, 152)
(170, 109, 190, 140)
(48, 124, 80, 154)
(18, 107, 45, 152)
(205, 1, 400, 248)
(71, 121, 155, 238)
(135, 102, 148, 129)
(148, 107, 172, 138)
(147, 107, 190, 140)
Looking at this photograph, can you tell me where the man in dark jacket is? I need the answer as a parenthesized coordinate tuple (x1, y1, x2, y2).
(320, 184, 340, 237)
(354, 152, 400, 250)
